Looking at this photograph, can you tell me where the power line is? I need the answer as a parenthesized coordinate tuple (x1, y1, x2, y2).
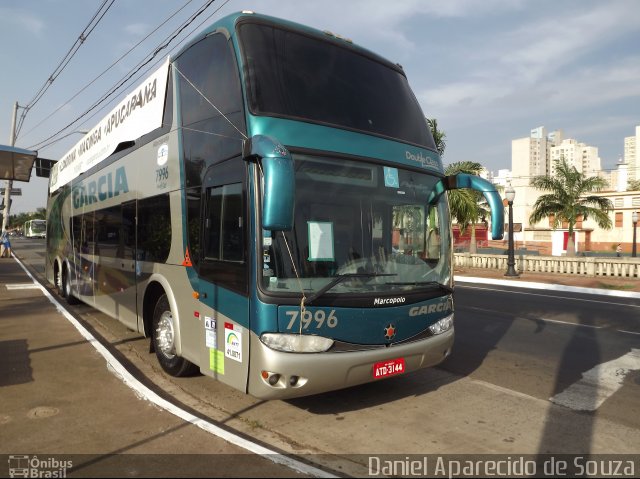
(16, 0, 196, 143)
(15, 0, 115, 138)
(28, 0, 220, 152)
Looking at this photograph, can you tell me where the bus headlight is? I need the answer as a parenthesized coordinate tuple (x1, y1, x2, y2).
(429, 314, 454, 335)
(260, 333, 334, 353)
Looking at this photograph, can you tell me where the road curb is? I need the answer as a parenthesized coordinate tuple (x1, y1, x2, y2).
(455, 275, 640, 299)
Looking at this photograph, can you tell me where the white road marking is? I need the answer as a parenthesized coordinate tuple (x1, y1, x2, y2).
(533, 317, 603, 329)
(618, 329, 640, 336)
(11, 256, 336, 478)
(458, 284, 640, 308)
(550, 349, 640, 411)
(6, 283, 41, 290)
(470, 378, 548, 406)
(461, 305, 604, 329)
(456, 275, 640, 301)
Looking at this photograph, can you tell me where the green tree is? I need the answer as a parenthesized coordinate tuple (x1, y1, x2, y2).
(426, 118, 446, 157)
(628, 179, 640, 191)
(529, 157, 612, 257)
(445, 161, 487, 253)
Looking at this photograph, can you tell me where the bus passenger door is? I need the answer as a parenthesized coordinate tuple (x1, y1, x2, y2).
(92, 201, 138, 329)
(118, 200, 138, 329)
(72, 211, 95, 302)
(198, 159, 249, 391)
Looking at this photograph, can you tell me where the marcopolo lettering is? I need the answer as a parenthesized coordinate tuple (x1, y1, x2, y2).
(373, 297, 406, 306)
(409, 301, 453, 316)
(73, 166, 129, 209)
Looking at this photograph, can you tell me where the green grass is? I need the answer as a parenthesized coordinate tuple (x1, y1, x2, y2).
(597, 282, 636, 291)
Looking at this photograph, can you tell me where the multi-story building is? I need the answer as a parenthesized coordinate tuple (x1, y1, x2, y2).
(582, 191, 640, 252)
(488, 169, 512, 188)
(497, 126, 639, 255)
(511, 126, 564, 179)
(550, 138, 601, 177)
(510, 127, 564, 252)
(624, 125, 639, 183)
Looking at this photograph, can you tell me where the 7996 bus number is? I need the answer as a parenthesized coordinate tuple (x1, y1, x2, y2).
(285, 309, 338, 330)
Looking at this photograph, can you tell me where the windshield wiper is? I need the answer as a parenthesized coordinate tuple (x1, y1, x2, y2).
(384, 281, 454, 295)
(305, 273, 396, 304)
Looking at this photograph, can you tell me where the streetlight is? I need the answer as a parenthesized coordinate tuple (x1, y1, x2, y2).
(633, 210, 638, 258)
(504, 184, 519, 277)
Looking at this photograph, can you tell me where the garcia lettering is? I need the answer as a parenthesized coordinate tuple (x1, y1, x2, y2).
(409, 300, 453, 317)
(73, 166, 129, 209)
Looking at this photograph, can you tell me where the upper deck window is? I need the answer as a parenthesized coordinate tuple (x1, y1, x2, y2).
(239, 22, 435, 150)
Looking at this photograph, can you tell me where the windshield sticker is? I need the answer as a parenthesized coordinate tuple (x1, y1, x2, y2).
(383, 167, 399, 188)
(263, 229, 272, 247)
(308, 221, 335, 261)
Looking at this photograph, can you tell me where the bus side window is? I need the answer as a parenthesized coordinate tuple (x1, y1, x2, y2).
(176, 32, 245, 189)
(199, 158, 247, 294)
(137, 194, 171, 263)
(204, 183, 243, 262)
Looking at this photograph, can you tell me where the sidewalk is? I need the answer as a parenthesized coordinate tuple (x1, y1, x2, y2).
(454, 264, 640, 293)
(0, 256, 303, 477)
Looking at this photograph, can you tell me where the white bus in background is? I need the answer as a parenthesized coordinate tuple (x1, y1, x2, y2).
(24, 219, 47, 238)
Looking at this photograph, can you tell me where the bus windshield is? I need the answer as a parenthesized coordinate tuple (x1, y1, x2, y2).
(261, 154, 451, 298)
(239, 21, 435, 150)
(31, 220, 46, 233)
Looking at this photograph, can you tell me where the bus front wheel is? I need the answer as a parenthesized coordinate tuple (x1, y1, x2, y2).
(152, 294, 198, 377)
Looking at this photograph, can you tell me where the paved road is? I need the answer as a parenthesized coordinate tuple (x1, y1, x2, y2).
(3, 237, 640, 477)
(448, 282, 640, 430)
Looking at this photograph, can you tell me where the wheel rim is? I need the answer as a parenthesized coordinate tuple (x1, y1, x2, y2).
(156, 311, 176, 359)
(64, 271, 71, 296)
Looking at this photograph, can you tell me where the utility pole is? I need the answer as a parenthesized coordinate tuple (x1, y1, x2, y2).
(2, 101, 18, 232)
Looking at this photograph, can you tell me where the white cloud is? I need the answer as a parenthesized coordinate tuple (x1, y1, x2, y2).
(414, 2, 640, 127)
(497, 3, 638, 83)
(250, 0, 527, 52)
(124, 23, 150, 37)
(0, 8, 44, 35)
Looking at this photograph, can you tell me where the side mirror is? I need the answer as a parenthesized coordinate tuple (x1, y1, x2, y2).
(243, 135, 295, 231)
(428, 173, 504, 240)
(35, 157, 57, 178)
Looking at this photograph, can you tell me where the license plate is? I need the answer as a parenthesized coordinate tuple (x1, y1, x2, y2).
(373, 358, 406, 379)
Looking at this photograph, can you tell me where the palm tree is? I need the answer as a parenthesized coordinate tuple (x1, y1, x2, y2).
(529, 157, 612, 256)
(426, 118, 446, 157)
(628, 179, 640, 191)
(445, 161, 486, 253)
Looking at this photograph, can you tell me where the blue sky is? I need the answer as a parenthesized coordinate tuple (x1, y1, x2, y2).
(1, 0, 639, 214)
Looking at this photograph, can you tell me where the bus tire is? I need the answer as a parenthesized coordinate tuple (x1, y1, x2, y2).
(62, 265, 79, 305)
(152, 294, 198, 377)
(54, 261, 63, 296)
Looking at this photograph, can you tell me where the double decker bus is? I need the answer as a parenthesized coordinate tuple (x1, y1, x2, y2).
(45, 11, 503, 399)
(24, 219, 47, 238)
